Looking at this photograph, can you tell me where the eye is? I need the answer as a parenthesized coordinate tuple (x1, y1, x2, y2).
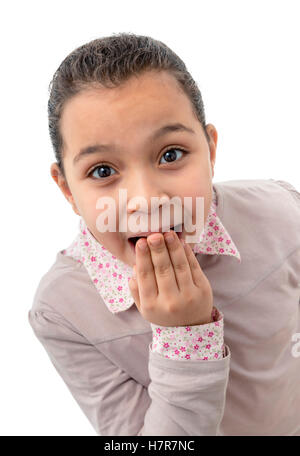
(159, 147, 186, 165)
(88, 164, 116, 180)
(88, 147, 188, 180)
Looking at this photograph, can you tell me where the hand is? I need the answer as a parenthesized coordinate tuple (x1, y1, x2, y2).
(128, 230, 214, 327)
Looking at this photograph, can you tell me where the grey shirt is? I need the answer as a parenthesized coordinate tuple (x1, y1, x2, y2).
(28, 178, 300, 435)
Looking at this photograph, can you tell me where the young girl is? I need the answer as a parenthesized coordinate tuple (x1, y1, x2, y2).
(28, 32, 300, 436)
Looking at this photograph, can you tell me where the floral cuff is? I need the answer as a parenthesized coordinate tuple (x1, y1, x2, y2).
(150, 306, 224, 361)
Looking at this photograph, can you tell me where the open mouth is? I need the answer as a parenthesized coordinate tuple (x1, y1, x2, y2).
(128, 224, 183, 252)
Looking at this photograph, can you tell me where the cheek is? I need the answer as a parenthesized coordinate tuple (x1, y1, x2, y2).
(95, 231, 120, 246)
(78, 190, 111, 223)
(88, 224, 123, 253)
(68, 183, 93, 215)
(181, 177, 212, 227)
(181, 174, 210, 204)
(84, 198, 122, 247)
(183, 160, 211, 190)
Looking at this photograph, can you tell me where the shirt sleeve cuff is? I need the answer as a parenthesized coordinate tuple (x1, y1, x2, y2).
(150, 306, 225, 361)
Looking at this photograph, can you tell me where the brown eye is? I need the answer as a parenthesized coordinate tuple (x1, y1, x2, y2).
(89, 165, 116, 179)
(160, 148, 185, 164)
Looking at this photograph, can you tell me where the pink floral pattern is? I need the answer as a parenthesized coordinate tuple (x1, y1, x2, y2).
(151, 307, 225, 360)
(62, 187, 241, 361)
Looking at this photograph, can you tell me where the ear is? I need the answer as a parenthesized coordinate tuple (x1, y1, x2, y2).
(50, 163, 81, 216)
(205, 124, 217, 178)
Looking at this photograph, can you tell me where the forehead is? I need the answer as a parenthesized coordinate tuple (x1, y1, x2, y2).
(60, 70, 198, 157)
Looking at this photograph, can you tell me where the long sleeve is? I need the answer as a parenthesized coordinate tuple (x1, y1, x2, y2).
(28, 307, 230, 436)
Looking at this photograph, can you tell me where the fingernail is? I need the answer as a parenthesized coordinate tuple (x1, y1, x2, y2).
(149, 235, 162, 246)
(138, 239, 148, 250)
(165, 232, 174, 244)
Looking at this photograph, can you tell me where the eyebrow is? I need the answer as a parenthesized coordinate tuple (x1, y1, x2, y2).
(73, 122, 196, 166)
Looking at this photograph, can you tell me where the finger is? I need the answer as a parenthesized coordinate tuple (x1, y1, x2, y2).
(128, 266, 140, 309)
(181, 239, 205, 288)
(135, 238, 158, 302)
(147, 232, 179, 295)
(163, 230, 194, 292)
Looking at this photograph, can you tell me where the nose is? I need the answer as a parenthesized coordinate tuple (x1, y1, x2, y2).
(126, 172, 169, 216)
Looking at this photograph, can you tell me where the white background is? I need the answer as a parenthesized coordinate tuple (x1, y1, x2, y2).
(1, 0, 299, 435)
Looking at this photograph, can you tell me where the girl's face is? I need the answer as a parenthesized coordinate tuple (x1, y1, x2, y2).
(51, 70, 217, 268)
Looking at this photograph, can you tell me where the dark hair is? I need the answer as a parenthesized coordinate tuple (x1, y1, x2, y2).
(48, 32, 210, 180)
